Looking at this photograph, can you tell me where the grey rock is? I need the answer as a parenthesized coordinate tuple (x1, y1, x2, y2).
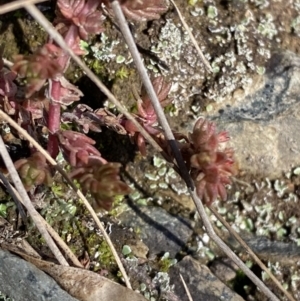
(245, 236, 300, 265)
(169, 256, 245, 301)
(210, 258, 238, 283)
(0, 249, 79, 301)
(215, 52, 300, 122)
(211, 51, 300, 177)
(224, 232, 300, 266)
(119, 204, 193, 257)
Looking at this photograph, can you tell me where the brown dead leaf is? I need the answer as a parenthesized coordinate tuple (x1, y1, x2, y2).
(0, 243, 146, 301)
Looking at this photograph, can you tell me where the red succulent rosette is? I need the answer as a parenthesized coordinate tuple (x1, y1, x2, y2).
(69, 159, 131, 211)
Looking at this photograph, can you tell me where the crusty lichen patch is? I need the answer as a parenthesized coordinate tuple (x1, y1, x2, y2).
(126, 0, 300, 124)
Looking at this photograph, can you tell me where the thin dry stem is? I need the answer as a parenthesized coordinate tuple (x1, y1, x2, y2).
(111, 0, 193, 189)
(169, 0, 212, 73)
(0, 175, 83, 268)
(179, 274, 194, 301)
(0, 0, 47, 15)
(0, 108, 132, 289)
(111, 1, 280, 300)
(0, 135, 69, 266)
(232, 176, 252, 187)
(2, 58, 14, 68)
(0, 1, 284, 299)
(0, 171, 27, 224)
(23, 3, 163, 157)
(210, 205, 296, 301)
(189, 189, 280, 301)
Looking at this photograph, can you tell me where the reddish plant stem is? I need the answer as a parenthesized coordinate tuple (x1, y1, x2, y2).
(46, 25, 79, 158)
(47, 102, 61, 158)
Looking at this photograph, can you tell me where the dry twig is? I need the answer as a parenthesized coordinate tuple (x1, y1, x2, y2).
(0, 1, 287, 299)
(22, 3, 164, 158)
(0, 171, 27, 224)
(179, 274, 194, 301)
(169, 0, 212, 73)
(0, 0, 47, 15)
(210, 205, 296, 301)
(0, 135, 68, 266)
(0, 108, 131, 288)
(110, 1, 280, 300)
(0, 174, 83, 268)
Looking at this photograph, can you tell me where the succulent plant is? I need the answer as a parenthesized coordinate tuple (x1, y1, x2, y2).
(2, 2, 235, 211)
(0, 55, 17, 102)
(48, 75, 83, 105)
(189, 118, 236, 206)
(56, 0, 105, 41)
(61, 104, 126, 134)
(123, 76, 172, 155)
(138, 76, 172, 128)
(12, 44, 63, 98)
(14, 152, 53, 191)
(57, 130, 106, 167)
(69, 160, 131, 211)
